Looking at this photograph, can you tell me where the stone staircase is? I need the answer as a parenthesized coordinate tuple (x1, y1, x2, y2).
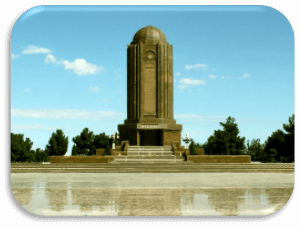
(114, 146, 185, 163)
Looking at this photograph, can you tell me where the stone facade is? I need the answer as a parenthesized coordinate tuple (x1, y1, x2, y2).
(49, 156, 114, 163)
(118, 26, 182, 146)
(187, 155, 251, 163)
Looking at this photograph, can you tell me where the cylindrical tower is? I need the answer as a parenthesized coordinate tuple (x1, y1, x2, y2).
(118, 26, 182, 146)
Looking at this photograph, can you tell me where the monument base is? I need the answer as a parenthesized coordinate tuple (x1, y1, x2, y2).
(118, 122, 182, 147)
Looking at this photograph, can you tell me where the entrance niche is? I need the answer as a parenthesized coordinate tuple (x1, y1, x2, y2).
(140, 130, 162, 146)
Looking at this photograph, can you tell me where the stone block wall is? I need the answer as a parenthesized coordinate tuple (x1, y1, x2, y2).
(49, 156, 114, 163)
(96, 149, 105, 156)
(119, 128, 137, 146)
(163, 130, 181, 146)
(187, 155, 251, 163)
(195, 148, 205, 155)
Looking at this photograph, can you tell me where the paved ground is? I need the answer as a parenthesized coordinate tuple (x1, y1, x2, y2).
(11, 163, 295, 173)
(10, 172, 294, 216)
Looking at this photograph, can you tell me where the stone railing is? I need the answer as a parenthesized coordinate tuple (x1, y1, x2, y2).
(171, 143, 189, 158)
(95, 141, 130, 156)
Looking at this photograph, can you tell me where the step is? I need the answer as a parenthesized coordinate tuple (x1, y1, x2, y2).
(128, 146, 172, 151)
(114, 159, 185, 162)
(114, 155, 185, 162)
(127, 151, 174, 156)
(116, 155, 175, 160)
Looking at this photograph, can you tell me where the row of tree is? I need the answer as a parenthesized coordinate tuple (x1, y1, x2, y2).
(11, 128, 116, 163)
(11, 115, 294, 163)
(188, 115, 294, 163)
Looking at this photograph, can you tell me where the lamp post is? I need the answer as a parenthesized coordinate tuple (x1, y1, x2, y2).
(110, 133, 119, 149)
(182, 132, 190, 149)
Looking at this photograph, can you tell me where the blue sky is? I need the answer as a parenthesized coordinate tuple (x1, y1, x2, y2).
(10, 5, 294, 155)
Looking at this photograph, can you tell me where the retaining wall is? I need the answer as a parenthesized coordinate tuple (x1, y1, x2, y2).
(49, 156, 115, 163)
(188, 155, 251, 163)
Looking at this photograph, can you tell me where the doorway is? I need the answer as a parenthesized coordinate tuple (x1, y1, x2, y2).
(140, 130, 162, 146)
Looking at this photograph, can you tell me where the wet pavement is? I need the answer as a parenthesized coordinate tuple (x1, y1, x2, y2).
(10, 173, 294, 216)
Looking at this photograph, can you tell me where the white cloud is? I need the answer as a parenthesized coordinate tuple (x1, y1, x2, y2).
(178, 85, 188, 90)
(88, 86, 99, 92)
(11, 123, 56, 131)
(103, 98, 109, 102)
(21, 88, 31, 92)
(179, 78, 206, 85)
(174, 72, 181, 76)
(11, 123, 74, 132)
(221, 76, 232, 79)
(208, 75, 217, 79)
(61, 59, 103, 76)
(11, 109, 125, 120)
(174, 79, 177, 83)
(175, 114, 227, 122)
(11, 53, 20, 59)
(242, 73, 251, 78)
(45, 54, 56, 63)
(185, 63, 207, 70)
(45, 54, 103, 76)
(211, 68, 217, 71)
(22, 45, 51, 54)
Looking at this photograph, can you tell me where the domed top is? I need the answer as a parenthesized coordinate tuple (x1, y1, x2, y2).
(131, 25, 168, 45)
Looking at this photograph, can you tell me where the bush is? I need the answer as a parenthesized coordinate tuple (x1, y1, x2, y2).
(280, 156, 289, 163)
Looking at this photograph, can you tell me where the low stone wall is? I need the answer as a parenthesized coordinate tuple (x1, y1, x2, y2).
(96, 149, 105, 156)
(188, 155, 251, 163)
(195, 148, 205, 155)
(50, 156, 114, 163)
(95, 149, 127, 156)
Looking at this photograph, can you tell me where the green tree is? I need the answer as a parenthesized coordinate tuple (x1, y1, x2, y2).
(246, 139, 264, 161)
(203, 116, 245, 155)
(94, 132, 110, 154)
(189, 139, 197, 155)
(263, 129, 286, 162)
(72, 128, 95, 156)
(203, 135, 216, 155)
(268, 148, 278, 163)
(11, 133, 33, 162)
(282, 114, 294, 162)
(283, 114, 295, 134)
(215, 129, 230, 155)
(103, 140, 111, 155)
(35, 148, 49, 162)
(194, 142, 203, 149)
(263, 115, 294, 162)
(45, 130, 69, 156)
(220, 117, 245, 155)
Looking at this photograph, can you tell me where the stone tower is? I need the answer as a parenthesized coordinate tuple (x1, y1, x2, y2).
(118, 25, 182, 147)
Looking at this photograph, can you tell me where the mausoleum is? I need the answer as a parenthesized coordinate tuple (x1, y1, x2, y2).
(118, 25, 182, 147)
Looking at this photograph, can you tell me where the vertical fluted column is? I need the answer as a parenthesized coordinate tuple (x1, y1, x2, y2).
(129, 46, 134, 118)
(168, 45, 173, 119)
(157, 44, 161, 118)
(127, 46, 130, 119)
(133, 45, 136, 119)
(164, 44, 168, 119)
(139, 43, 144, 118)
(137, 44, 140, 119)
(158, 44, 164, 118)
